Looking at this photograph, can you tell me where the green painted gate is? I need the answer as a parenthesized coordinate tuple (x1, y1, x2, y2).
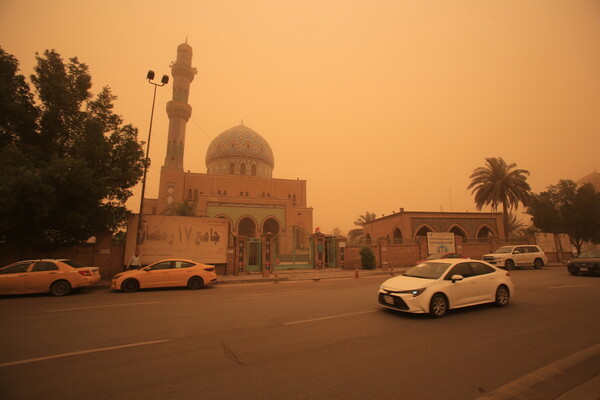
(273, 226, 313, 270)
(245, 238, 261, 272)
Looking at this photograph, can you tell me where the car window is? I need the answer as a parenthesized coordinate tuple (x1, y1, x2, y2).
(404, 262, 451, 279)
(513, 247, 526, 254)
(31, 261, 58, 272)
(174, 261, 195, 269)
(469, 262, 495, 276)
(61, 260, 86, 268)
(149, 262, 172, 270)
(0, 262, 32, 274)
(528, 246, 540, 253)
(445, 262, 472, 280)
(493, 247, 512, 254)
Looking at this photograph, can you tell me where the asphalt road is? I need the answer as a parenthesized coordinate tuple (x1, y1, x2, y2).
(0, 268, 598, 400)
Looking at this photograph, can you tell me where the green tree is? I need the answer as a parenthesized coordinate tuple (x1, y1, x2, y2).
(526, 180, 600, 254)
(0, 48, 38, 146)
(0, 47, 145, 246)
(467, 157, 531, 236)
(330, 227, 343, 237)
(348, 211, 376, 244)
(359, 246, 376, 269)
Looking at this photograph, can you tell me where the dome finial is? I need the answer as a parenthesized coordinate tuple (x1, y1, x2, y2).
(241, 118, 244, 125)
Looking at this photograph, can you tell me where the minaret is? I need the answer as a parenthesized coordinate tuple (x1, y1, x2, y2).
(163, 42, 197, 169)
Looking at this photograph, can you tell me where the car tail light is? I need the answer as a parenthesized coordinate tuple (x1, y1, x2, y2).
(506, 272, 511, 277)
(78, 270, 92, 276)
(204, 267, 215, 272)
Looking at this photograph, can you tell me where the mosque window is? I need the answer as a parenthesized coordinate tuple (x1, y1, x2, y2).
(218, 190, 221, 195)
(224, 190, 227, 195)
(240, 163, 247, 175)
(229, 163, 235, 175)
(267, 193, 271, 197)
(240, 191, 244, 196)
(194, 189, 198, 200)
(393, 228, 403, 244)
(262, 193, 265, 197)
(187, 189, 192, 200)
(245, 192, 249, 196)
(251, 165, 257, 176)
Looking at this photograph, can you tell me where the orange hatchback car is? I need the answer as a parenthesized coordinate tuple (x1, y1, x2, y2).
(111, 259, 217, 292)
(0, 259, 101, 296)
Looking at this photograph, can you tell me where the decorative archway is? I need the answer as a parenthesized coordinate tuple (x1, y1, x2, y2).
(476, 225, 496, 239)
(237, 216, 257, 238)
(415, 225, 433, 238)
(449, 225, 467, 239)
(392, 227, 403, 244)
(262, 217, 281, 236)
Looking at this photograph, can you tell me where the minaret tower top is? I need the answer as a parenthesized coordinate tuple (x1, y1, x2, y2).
(163, 42, 197, 169)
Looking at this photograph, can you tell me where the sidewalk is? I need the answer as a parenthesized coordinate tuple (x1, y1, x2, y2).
(95, 267, 398, 289)
(95, 262, 567, 289)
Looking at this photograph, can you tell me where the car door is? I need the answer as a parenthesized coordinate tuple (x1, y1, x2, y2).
(25, 261, 60, 292)
(0, 262, 33, 294)
(140, 261, 173, 288)
(512, 246, 528, 267)
(167, 261, 194, 286)
(467, 262, 498, 303)
(443, 262, 478, 307)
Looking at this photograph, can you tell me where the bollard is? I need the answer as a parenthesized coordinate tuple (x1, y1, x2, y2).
(390, 265, 394, 276)
(355, 268, 359, 279)
(274, 270, 279, 284)
(313, 269, 320, 282)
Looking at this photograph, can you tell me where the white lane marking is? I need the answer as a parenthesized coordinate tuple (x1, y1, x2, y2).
(0, 339, 170, 368)
(244, 290, 312, 297)
(547, 284, 594, 289)
(284, 310, 377, 325)
(46, 301, 161, 312)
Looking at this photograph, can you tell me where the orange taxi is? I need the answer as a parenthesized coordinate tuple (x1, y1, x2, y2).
(111, 259, 217, 292)
(0, 259, 101, 296)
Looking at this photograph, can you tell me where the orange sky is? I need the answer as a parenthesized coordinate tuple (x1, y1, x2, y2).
(2, 0, 599, 234)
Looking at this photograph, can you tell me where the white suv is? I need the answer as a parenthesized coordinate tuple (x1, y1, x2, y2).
(482, 245, 548, 270)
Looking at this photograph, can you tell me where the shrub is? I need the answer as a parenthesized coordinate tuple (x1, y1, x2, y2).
(359, 247, 376, 269)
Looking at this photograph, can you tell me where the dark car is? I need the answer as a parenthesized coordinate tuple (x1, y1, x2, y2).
(567, 250, 600, 276)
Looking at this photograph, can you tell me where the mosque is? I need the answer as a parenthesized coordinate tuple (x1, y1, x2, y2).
(144, 42, 313, 255)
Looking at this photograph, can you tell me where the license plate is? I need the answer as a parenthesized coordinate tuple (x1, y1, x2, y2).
(384, 295, 394, 305)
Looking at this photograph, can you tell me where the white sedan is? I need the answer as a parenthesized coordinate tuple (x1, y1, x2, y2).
(378, 259, 514, 318)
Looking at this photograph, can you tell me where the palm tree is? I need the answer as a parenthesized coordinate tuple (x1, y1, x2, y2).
(347, 211, 377, 244)
(506, 211, 526, 237)
(467, 157, 531, 237)
(165, 201, 197, 216)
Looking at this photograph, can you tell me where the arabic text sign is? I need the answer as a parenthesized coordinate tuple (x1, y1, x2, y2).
(427, 232, 456, 254)
(125, 215, 229, 265)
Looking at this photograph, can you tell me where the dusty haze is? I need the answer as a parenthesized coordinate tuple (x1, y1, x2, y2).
(1, 0, 599, 234)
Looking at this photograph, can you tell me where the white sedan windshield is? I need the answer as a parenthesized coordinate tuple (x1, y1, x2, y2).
(404, 262, 450, 279)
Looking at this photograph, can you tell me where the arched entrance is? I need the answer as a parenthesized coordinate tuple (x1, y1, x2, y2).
(238, 217, 257, 238)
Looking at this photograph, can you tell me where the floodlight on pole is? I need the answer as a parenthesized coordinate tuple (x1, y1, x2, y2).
(135, 70, 169, 249)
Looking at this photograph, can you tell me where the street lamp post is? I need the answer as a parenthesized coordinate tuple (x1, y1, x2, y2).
(135, 70, 169, 249)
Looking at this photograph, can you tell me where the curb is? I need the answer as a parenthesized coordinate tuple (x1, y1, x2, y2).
(477, 343, 600, 400)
